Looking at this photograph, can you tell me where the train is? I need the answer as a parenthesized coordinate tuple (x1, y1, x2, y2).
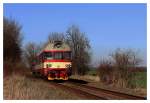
(32, 41, 72, 80)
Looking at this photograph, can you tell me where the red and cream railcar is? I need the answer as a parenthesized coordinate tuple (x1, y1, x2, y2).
(32, 41, 72, 80)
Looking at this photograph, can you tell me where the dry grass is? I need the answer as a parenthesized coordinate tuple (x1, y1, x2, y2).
(70, 75, 100, 82)
(3, 73, 81, 100)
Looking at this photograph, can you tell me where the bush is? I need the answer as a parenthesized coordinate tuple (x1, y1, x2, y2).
(4, 60, 29, 77)
(97, 60, 114, 84)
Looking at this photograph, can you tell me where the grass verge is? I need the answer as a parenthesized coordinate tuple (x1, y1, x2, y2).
(4, 73, 81, 100)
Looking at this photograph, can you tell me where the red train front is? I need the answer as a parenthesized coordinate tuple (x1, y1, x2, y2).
(32, 41, 72, 80)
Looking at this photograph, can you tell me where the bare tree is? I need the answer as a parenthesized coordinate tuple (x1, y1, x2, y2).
(4, 17, 23, 76)
(4, 17, 22, 61)
(97, 48, 142, 88)
(48, 32, 65, 42)
(41, 32, 65, 52)
(23, 42, 42, 69)
(111, 48, 142, 77)
(110, 48, 142, 87)
(66, 25, 91, 75)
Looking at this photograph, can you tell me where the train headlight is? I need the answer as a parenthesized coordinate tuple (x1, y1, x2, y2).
(65, 64, 71, 68)
(48, 64, 52, 67)
(46, 64, 52, 68)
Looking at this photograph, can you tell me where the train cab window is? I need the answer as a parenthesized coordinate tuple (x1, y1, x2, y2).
(63, 52, 71, 60)
(54, 52, 63, 59)
(44, 52, 53, 60)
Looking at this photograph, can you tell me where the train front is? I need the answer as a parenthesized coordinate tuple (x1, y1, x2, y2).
(43, 41, 72, 80)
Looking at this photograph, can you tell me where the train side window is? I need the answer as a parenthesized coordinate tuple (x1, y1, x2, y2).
(40, 55, 43, 62)
(63, 52, 71, 60)
(37, 57, 40, 64)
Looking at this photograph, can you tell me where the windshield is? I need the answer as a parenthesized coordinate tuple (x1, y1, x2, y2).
(44, 52, 71, 60)
(54, 52, 63, 59)
(44, 52, 53, 60)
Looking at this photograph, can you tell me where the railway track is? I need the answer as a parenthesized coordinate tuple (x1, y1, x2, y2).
(50, 82, 107, 99)
(28, 77, 102, 99)
(64, 81, 146, 100)
(28, 76, 106, 99)
(28, 75, 146, 100)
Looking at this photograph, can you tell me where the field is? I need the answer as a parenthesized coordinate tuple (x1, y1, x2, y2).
(131, 72, 147, 88)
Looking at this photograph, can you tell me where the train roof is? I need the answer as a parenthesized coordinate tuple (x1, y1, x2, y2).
(37, 41, 71, 56)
